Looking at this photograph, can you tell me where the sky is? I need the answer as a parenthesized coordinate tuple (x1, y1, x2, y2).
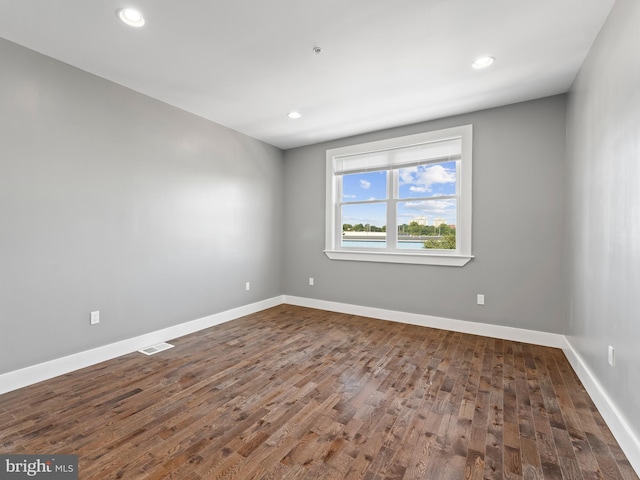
(341, 161, 457, 228)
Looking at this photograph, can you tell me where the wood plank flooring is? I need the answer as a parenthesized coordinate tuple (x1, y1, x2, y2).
(0, 305, 637, 479)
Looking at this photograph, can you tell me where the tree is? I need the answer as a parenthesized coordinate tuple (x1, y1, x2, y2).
(423, 232, 456, 250)
(439, 224, 452, 236)
(408, 221, 422, 236)
(343, 224, 353, 231)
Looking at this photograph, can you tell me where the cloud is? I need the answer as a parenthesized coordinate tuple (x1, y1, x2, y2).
(360, 179, 371, 189)
(402, 199, 456, 214)
(398, 198, 456, 225)
(343, 194, 357, 199)
(399, 164, 455, 193)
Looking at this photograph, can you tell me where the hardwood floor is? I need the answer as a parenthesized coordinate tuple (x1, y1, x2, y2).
(0, 305, 637, 479)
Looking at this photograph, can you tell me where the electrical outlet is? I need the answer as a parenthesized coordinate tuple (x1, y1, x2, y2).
(245, 282, 250, 291)
(309, 277, 314, 286)
(608, 346, 615, 367)
(477, 294, 485, 305)
(90, 311, 100, 325)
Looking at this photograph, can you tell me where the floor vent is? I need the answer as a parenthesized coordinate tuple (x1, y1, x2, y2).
(138, 342, 174, 356)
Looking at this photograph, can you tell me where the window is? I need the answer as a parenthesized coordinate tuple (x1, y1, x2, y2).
(325, 125, 473, 266)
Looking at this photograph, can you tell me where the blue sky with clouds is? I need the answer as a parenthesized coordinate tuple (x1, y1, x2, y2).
(341, 161, 457, 228)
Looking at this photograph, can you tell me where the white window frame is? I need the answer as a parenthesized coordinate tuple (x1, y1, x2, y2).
(325, 124, 473, 267)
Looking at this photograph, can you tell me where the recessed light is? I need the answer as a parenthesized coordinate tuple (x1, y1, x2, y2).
(287, 111, 302, 119)
(117, 8, 145, 27)
(472, 56, 495, 69)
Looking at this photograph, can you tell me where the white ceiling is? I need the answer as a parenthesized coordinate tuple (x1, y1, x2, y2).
(0, 0, 614, 149)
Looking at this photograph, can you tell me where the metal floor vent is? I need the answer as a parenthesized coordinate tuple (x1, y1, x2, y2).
(138, 342, 174, 356)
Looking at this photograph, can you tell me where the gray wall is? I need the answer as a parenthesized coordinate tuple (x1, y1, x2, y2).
(283, 95, 567, 334)
(0, 38, 284, 374)
(566, 0, 640, 440)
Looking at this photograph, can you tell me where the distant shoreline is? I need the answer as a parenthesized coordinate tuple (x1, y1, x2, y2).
(342, 232, 443, 241)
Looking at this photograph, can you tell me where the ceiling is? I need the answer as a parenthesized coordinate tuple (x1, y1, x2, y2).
(0, 0, 614, 150)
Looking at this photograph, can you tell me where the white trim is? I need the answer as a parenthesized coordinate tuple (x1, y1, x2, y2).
(562, 340, 640, 475)
(329, 127, 466, 161)
(283, 295, 565, 348)
(324, 249, 473, 266)
(325, 125, 473, 267)
(0, 296, 284, 395)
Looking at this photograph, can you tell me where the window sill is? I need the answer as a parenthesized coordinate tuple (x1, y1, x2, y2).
(324, 250, 473, 266)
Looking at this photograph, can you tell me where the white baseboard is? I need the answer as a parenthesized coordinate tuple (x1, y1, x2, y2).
(0, 296, 284, 396)
(562, 341, 640, 475)
(283, 295, 566, 348)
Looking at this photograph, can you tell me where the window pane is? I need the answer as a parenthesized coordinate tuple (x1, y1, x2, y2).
(397, 199, 456, 250)
(398, 161, 456, 198)
(342, 171, 387, 202)
(341, 203, 386, 248)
